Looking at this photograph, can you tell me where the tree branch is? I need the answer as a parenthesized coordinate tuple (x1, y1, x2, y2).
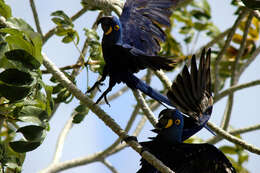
(238, 44, 260, 77)
(133, 90, 158, 127)
(41, 53, 174, 173)
(207, 124, 260, 144)
(214, 79, 260, 103)
(81, 0, 124, 16)
(29, 0, 43, 37)
(154, 70, 172, 90)
(220, 11, 252, 130)
(101, 159, 119, 173)
(213, 10, 248, 95)
(52, 114, 74, 164)
(207, 122, 260, 155)
(38, 109, 148, 173)
(43, 7, 88, 44)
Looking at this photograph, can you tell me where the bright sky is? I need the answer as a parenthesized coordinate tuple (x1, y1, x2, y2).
(6, 0, 260, 172)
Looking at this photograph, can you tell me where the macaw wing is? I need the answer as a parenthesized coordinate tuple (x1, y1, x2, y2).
(167, 48, 213, 125)
(114, 44, 175, 72)
(173, 143, 236, 173)
(119, 0, 181, 55)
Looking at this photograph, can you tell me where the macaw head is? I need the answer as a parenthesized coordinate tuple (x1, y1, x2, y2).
(97, 16, 122, 44)
(154, 109, 184, 143)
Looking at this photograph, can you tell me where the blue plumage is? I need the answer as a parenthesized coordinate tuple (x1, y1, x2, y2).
(88, 1, 179, 104)
(137, 109, 236, 173)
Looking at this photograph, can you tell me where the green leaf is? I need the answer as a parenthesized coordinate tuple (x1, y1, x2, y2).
(194, 22, 208, 31)
(0, 28, 33, 53)
(0, 0, 12, 19)
(5, 49, 41, 69)
(73, 113, 87, 124)
(62, 35, 73, 43)
(6, 17, 34, 32)
(40, 82, 54, 116)
(51, 17, 68, 26)
(219, 146, 237, 155)
(75, 104, 88, 113)
(0, 69, 33, 85)
(84, 28, 100, 40)
(9, 141, 41, 153)
(18, 106, 48, 125)
(0, 84, 31, 101)
(191, 10, 210, 21)
(73, 104, 89, 123)
(51, 10, 73, 27)
(17, 125, 45, 141)
(238, 150, 249, 164)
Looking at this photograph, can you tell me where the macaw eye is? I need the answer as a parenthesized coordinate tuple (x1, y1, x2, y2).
(175, 119, 181, 125)
(114, 25, 120, 31)
(165, 119, 173, 128)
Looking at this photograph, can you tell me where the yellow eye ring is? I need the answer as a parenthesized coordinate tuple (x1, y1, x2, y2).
(114, 25, 120, 31)
(175, 119, 181, 125)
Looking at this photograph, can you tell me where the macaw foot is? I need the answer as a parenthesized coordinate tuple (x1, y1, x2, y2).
(95, 92, 110, 106)
(94, 85, 114, 106)
(87, 81, 104, 93)
(123, 135, 138, 143)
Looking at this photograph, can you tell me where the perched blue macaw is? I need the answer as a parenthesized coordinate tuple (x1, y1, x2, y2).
(137, 109, 236, 173)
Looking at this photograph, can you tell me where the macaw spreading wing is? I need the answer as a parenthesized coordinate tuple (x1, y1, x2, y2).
(167, 48, 213, 125)
(120, 0, 181, 55)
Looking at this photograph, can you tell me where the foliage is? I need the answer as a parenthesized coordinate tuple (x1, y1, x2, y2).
(0, 0, 259, 172)
(0, 3, 52, 172)
(51, 10, 79, 44)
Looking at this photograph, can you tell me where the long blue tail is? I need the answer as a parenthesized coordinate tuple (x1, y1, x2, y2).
(126, 74, 173, 107)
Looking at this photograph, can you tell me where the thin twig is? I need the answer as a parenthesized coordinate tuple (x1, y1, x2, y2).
(240, 6, 260, 21)
(133, 90, 158, 127)
(220, 11, 252, 130)
(214, 79, 260, 103)
(154, 70, 172, 90)
(196, 28, 231, 55)
(43, 7, 88, 44)
(214, 10, 248, 95)
(41, 60, 100, 74)
(52, 114, 74, 164)
(207, 122, 260, 155)
(29, 0, 43, 37)
(238, 45, 260, 77)
(101, 159, 119, 173)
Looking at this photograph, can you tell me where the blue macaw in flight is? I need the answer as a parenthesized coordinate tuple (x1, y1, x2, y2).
(87, 0, 180, 105)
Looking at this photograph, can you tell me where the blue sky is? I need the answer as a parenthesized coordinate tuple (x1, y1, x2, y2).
(6, 0, 260, 172)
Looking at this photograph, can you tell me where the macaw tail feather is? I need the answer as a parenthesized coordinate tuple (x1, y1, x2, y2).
(125, 74, 173, 107)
